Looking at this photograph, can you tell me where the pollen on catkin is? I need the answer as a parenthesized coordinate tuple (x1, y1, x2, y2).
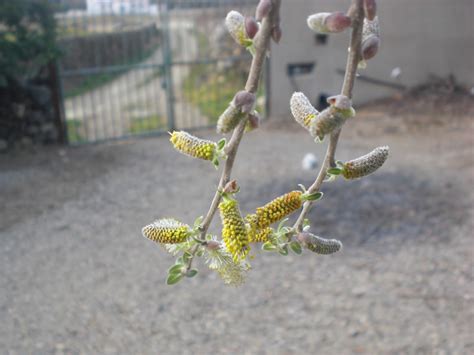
(142, 219, 191, 244)
(255, 191, 303, 229)
(219, 197, 250, 262)
(225, 10, 253, 48)
(290, 92, 319, 131)
(170, 131, 216, 161)
(246, 214, 273, 243)
(342, 146, 389, 179)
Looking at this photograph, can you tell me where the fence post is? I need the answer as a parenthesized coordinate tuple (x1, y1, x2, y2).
(48, 61, 68, 144)
(161, 0, 176, 131)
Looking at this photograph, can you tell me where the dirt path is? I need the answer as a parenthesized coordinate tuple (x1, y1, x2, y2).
(0, 110, 472, 354)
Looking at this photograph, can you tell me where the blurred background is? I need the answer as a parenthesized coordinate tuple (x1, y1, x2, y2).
(1, 0, 473, 353)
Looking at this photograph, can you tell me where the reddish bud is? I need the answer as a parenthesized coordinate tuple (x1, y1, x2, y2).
(245, 17, 259, 39)
(361, 36, 380, 60)
(205, 240, 221, 251)
(326, 95, 352, 110)
(325, 12, 352, 33)
(233, 90, 256, 113)
(271, 25, 282, 43)
(247, 111, 261, 131)
(223, 180, 239, 194)
(363, 0, 377, 21)
(256, 0, 272, 21)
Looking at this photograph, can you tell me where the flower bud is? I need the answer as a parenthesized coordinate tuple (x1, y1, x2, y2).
(271, 25, 282, 43)
(219, 196, 250, 262)
(245, 111, 261, 132)
(256, 0, 272, 21)
(233, 90, 256, 114)
(342, 146, 389, 180)
(142, 219, 191, 244)
(307, 12, 351, 34)
(245, 17, 259, 39)
(225, 10, 253, 48)
(170, 131, 217, 161)
(363, 0, 377, 21)
(223, 180, 239, 194)
(205, 240, 222, 251)
(361, 17, 380, 60)
(217, 103, 245, 134)
(290, 92, 318, 132)
(325, 12, 352, 32)
(310, 97, 355, 141)
(296, 232, 342, 255)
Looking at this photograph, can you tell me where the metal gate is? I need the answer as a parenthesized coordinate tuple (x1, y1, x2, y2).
(55, 0, 262, 144)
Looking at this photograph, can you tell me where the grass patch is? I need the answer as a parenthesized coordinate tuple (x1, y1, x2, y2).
(66, 119, 85, 143)
(129, 114, 166, 134)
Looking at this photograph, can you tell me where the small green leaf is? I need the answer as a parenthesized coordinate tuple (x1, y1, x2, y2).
(176, 257, 184, 265)
(168, 264, 184, 275)
(166, 272, 183, 285)
(304, 192, 324, 201)
(278, 245, 289, 256)
(217, 138, 226, 150)
(277, 218, 289, 233)
(182, 252, 193, 263)
(290, 241, 302, 255)
(298, 184, 307, 192)
(186, 269, 198, 278)
(193, 216, 204, 228)
(303, 218, 311, 228)
(212, 157, 219, 169)
(327, 167, 342, 175)
(262, 242, 277, 251)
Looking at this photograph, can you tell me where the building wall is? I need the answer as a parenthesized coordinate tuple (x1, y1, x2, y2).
(269, 0, 474, 118)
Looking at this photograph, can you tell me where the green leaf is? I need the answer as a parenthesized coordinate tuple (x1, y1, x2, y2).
(290, 241, 302, 255)
(278, 245, 289, 256)
(327, 167, 342, 175)
(212, 157, 219, 169)
(176, 257, 184, 265)
(182, 252, 193, 263)
(298, 184, 307, 192)
(186, 269, 198, 278)
(262, 242, 277, 251)
(277, 218, 289, 233)
(217, 138, 226, 150)
(168, 264, 184, 275)
(304, 192, 324, 201)
(166, 272, 183, 285)
(193, 216, 204, 228)
(303, 218, 311, 228)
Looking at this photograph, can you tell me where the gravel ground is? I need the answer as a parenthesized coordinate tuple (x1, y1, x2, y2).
(0, 109, 473, 354)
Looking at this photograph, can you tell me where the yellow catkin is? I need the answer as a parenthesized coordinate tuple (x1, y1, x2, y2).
(255, 191, 303, 229)
(219, 198, 249, 262)
(246, 214, 273, 243)
(169, 131, 216, 161)
(142, 219, 190, 244)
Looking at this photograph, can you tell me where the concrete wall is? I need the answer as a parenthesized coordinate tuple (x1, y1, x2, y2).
(269, 0, 474, 118)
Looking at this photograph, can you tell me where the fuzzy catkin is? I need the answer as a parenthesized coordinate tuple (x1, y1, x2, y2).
(225, 11, 252, 47)
(219, 198, 250, 262)
(217, 104, 244, 134)
(310, 106, 348, 141)
(170, 131, 216, 161)
(142, 219, 190, 244)
(342, 146, 389, 179)
(290, 92, 319, 131)
(297, 233, 342, 255)
(255, 191, 303, 229)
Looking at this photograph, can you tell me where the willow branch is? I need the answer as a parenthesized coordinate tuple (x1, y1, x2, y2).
(185, 1, 281, 270)
(293, 0, 364, 232)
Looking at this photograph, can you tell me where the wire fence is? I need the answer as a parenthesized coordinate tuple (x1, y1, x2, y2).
(54, 0, 263, 144)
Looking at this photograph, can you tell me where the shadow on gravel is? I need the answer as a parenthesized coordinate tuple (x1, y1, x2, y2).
(241, 171, 468, 248)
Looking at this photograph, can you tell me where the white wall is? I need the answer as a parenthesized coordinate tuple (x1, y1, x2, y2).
(269, 0, 474, 118)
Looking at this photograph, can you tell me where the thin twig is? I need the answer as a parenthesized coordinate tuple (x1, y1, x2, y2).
(293, 0, 364, 232)
(186, 1, 281, 271)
